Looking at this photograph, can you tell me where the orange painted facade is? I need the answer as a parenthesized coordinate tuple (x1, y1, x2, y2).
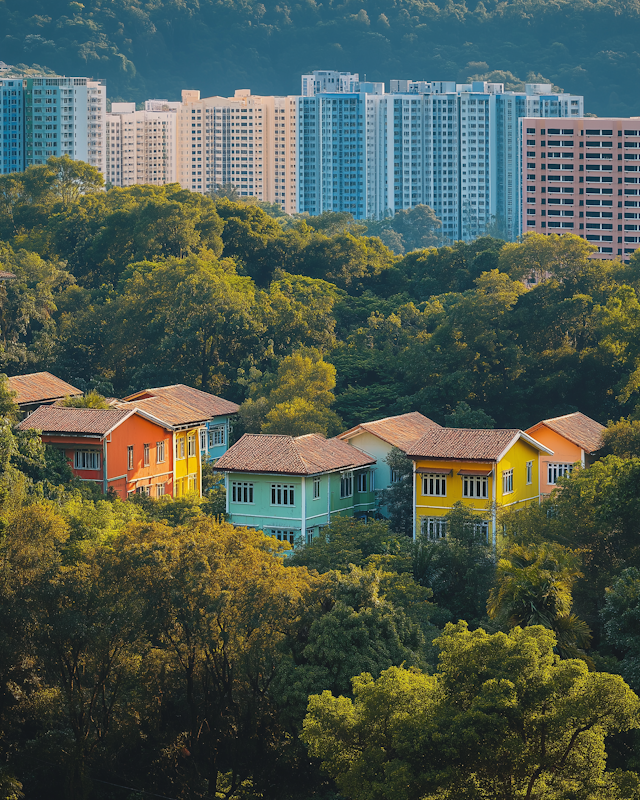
(524, 424, 585, 496)
(41, 412, 174, 500)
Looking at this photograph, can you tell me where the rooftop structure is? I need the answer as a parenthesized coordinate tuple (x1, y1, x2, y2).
(7, 371, 83, 410)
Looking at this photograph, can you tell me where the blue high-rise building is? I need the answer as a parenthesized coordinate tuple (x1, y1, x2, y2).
(1, 78, 25, 174)
(297, 73, 584, 241)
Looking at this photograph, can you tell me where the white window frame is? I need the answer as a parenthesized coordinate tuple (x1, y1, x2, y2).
(390, 468, 401, 484)
(127, 445, 133, 470)
(502, 469, 514, 495)
(270, 529, 296, 545)
(208, 425, 225, 447)
(462, 475, 488, 498)
(313, 476, 321, 499)
(340, 471, 353, 499)
(188, 473, 198, 492)
(176, 437, 185, 460)
(548, 462, 574, 485)
(156, 440, 165, 464)
(423, 517, 447, 540)
(464, 520, 490, 540)
(74, 450, 101, 471)
(200, 429, 207, 451)
(156, 483, 166, 497)
(526, 460, 533, 485)
(271, 483, 295, 506)
(423, 474, 447, 497)
(187, 433, 197, 457)
(357, 471, 367, 493)
(143, 443, 150, 467)
(232, 481, 254, 504)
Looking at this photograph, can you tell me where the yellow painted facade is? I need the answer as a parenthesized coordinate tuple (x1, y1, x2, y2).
(413, 437, 543, 538)
(173, 427, 203, 497)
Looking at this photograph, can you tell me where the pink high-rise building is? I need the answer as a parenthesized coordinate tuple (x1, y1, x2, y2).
(521, 118, 640, 261)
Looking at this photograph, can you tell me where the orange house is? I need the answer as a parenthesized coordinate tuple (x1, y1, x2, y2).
(526, 412, 605, 496)
(18, 405, 175, 499)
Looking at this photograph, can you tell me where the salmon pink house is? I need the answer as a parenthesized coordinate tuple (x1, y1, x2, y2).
(526, 412, 605, 496)
(18, 405, 175, 499)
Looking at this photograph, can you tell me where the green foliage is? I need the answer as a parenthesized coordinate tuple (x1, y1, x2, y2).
(239, 348, 342, 436)
(412, 502, 495, 627)
(3, 0, 640, 120)
(58, 390, 110, 408)
(602, 417, 640, 458)
(288, 516, 411, 574)
(377, 448, 413, 537)
(364, 205, 441, 255)
(488, 541, 592, 660)
(303, 623, 640, 800)
(444, 400, 495, 429)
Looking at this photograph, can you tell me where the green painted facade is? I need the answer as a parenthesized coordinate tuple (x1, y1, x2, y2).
(225, 466, 375, 546)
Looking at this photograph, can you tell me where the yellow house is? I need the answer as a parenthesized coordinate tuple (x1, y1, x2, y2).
(405, 428, 553, 545)
(117, 393, 209, 497)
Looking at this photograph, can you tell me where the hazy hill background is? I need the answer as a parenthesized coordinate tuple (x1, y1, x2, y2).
(1, 0, 639, 114)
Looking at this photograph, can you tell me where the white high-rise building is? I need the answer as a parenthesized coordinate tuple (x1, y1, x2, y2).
(301, 71, 360, 97)
(105, 100, 179, 187)
(177, 89, 298, 213)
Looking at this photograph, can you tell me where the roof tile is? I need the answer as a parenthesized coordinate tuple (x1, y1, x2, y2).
(117, 395, 212, 427)
(406, 428, 523, 461)
(215, 433, 375, 475)
(338, 412, 441, 451)
(528, 412, 605, 454)
(8, 372, 82, 406)
(124, 384, 239, 418)
(18, 405, 131, 436)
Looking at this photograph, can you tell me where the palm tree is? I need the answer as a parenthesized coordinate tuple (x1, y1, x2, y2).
(487, 542, 591, 659)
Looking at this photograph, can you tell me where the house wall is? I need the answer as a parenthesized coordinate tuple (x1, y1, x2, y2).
(42, 434, 104, 486)
(174, 427, 203, 497)
(226, 467, 376, 546)
(414, 439, 541, 535)
(202, 415, 234, 463)
(341, 431, 393, 490)
(107, 415, 174, 499)
(495, 438, 541, 508)
(525, 425, 581, 496)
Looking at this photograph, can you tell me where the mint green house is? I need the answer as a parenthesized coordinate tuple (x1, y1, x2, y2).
(215, 433, 376, 547)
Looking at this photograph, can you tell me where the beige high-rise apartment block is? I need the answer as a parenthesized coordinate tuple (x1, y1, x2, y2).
(177, 89, 297, 213)
(87, 80, 107, 176)
(105, 101, 178, 187)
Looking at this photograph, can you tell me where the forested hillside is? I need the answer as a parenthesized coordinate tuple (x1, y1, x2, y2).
(1, 0, 640, 115)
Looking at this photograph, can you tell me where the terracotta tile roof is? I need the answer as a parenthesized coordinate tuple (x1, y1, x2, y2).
(7, 372, 83, 406)
(117, 395, 211, 427)
(407, 428, 529, 461)
(18, 405, 131, 436)
(528, 412, 605, 454)
(0, 271, 16, 280)
(338, 412, 441, 451)
(215, 433, 376, 475)
(124, 384, 239, 417)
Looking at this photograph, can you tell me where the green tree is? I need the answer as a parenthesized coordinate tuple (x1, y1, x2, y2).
(303, 623, 640, 800)
(240, 348, 342, 436)
(602, 416, 640, 457)
(602, 567, 640, 691)
(444, 400, 495, 428)
(58, 391, 110, 408)
(488, 541, 591, 659)
(412, 502, 495, 626)
(377, 448, 413, 537)
(108, 253, 263, 394)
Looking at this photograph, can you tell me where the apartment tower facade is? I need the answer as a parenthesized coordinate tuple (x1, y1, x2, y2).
(522, 118, 640, 260)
